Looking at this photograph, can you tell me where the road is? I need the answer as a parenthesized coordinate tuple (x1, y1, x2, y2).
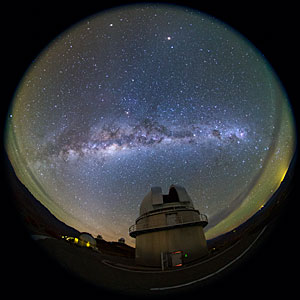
(37, 225, 267, 297)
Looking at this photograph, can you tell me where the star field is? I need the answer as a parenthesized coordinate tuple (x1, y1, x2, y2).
(5, 4, 296, 244)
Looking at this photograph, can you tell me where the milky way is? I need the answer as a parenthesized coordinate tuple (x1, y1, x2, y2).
(59, 118, 250, 161)
(5, 4, 296, 245)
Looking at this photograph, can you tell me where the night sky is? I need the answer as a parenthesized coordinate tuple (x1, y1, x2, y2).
(5, 4, 296, 245)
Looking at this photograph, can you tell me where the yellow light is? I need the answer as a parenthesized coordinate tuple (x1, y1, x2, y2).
(86, 242, 90, 247)
(74, 238, 78, 243)
(280, 168, 288, 183)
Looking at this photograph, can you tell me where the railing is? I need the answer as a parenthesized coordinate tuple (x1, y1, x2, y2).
(129, 213, 208, 236)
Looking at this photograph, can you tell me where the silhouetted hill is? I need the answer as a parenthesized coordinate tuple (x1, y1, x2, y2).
(207, 150, 297, 252)
(96, 238, 135, 258)
(4, 152, 80, 238)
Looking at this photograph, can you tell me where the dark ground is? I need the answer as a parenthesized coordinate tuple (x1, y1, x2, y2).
(22, 222, 294, 298)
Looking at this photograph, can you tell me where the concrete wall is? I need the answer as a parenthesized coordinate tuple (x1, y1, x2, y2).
(135, 225, 208, 266)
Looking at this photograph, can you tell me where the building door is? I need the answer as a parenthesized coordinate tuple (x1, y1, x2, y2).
(170, 251, 183, 267)
(161, 251, 183, 270)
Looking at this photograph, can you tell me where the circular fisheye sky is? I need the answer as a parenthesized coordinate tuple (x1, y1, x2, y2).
(5, 3, 296, 246)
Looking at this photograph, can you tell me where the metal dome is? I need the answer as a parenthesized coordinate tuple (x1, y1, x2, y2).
(139, 184, 195, 216)
(79, 232, 97, 247)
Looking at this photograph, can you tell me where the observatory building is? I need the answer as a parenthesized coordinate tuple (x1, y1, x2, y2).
(78, 232, 97, 249)
(129, 185, 208, 267)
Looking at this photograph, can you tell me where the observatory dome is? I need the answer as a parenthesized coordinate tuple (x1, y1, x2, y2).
(139, 184, 195, 216)
(79, 232, 97, 247)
